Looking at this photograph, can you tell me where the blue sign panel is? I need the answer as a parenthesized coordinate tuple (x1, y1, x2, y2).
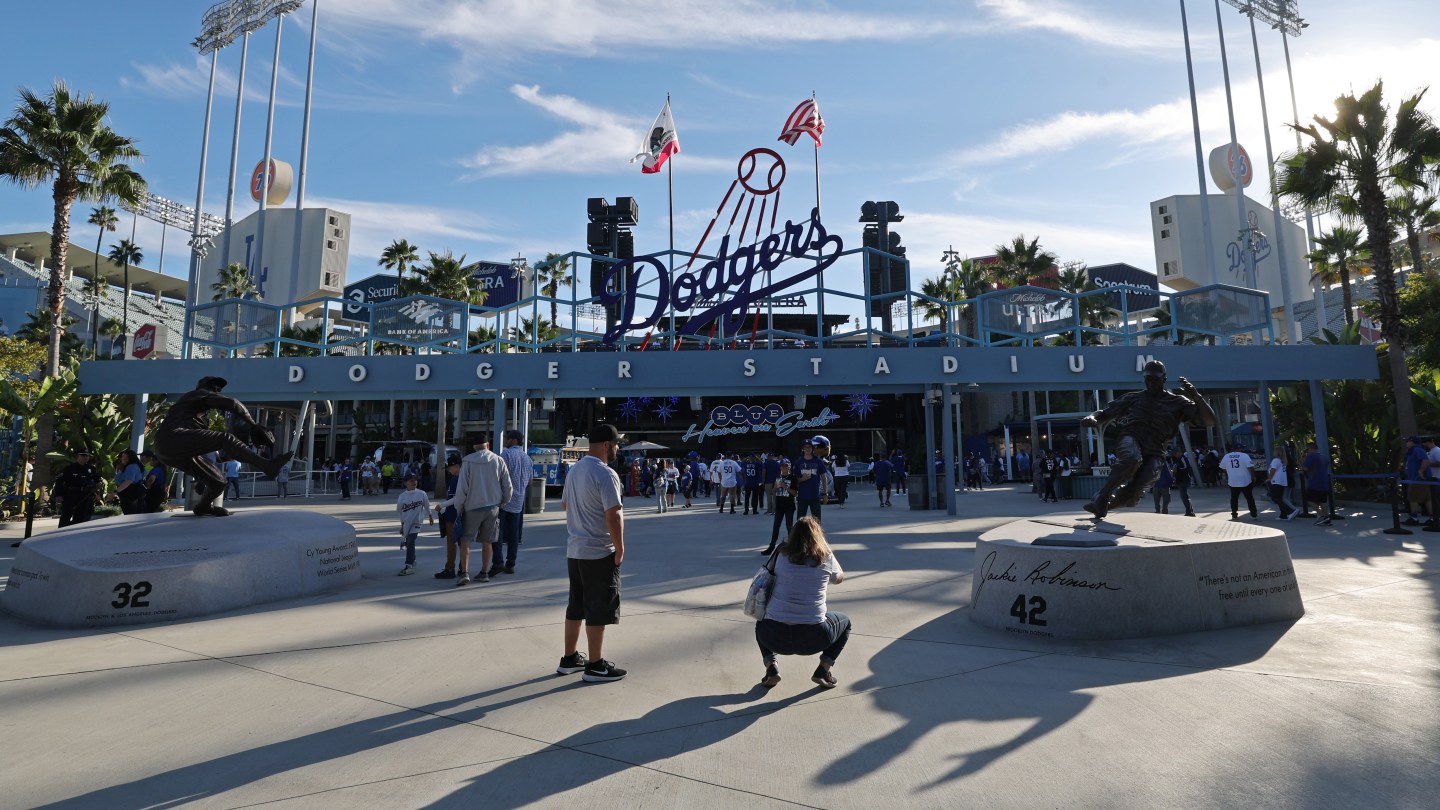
(344, 263, 525, 320)
(1088, 263, 1160, 312)
(343, 273, 401, 318)
(465, 261, 523, 312)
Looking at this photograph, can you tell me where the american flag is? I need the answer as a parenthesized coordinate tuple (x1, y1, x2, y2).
(777, 98, 825, 147)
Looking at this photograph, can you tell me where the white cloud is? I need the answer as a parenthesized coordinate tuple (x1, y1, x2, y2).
(901, 210, 1156, 275)
(932, 37, 1440, 180)
(307, 196, 504, 266)
(975, 0, 1176, 53)
(121, 55, 302, 106)
(327, 0, 986, 60)
(463, 85, 732, 177)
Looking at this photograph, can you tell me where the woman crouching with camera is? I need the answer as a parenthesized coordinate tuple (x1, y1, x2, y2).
(755, 516, 851, 689)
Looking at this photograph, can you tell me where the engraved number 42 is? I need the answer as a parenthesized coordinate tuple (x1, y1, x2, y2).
(1009, 594, 1048, 626)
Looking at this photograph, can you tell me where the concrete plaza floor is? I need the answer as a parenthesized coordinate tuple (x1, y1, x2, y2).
(2, 481, 1438, 809)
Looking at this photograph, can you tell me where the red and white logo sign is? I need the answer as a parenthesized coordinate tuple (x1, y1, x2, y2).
(132, 324, 157, 359)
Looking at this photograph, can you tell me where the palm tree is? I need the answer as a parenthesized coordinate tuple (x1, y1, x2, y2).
(98, 318, 124, 359)
(917, 276, 958, 333)
(1278, 81, 1440, 440)
(410, 251, 488, 306)
(379, 239, 419, 287)
(212, 262, 261, 352)
(537, 252, 574, 327)
(510, 316, 559, 351)
(1055, 262, 1107, 345)
(1306, 225, 1370, 327)
(16, 310, 85, 362)
(469, 323, 497, 353)
(87, 205, 117, 289)
(0, 81, 146, 378)
(941, 252, 994, 342)
(1389, 191, 1440, 274)
(106, 238, 142, 337)
(991, 235, 1057, 288)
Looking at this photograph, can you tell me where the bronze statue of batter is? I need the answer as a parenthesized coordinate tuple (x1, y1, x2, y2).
(153, 376, 293, 517)
(1080, 361, 1217, 519)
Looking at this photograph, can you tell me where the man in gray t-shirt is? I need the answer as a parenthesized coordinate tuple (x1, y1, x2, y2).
(556, 424, 628, 683)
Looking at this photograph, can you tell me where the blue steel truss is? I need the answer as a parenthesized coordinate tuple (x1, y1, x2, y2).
(183, 245, 1275, 357)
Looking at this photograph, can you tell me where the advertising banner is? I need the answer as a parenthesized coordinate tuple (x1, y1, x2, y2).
(371, 296, 468, 345)
(1087, 263, 1159, 312)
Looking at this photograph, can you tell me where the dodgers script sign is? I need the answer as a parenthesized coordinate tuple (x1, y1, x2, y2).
(599, 207, 841, 343)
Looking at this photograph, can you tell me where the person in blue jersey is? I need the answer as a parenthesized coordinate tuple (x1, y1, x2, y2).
(743, 454, 763, 515)
(870, 453, 893, 507)
(794, 441, 829, 522)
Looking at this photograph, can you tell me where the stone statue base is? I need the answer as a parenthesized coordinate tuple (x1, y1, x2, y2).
(970, 513, 1303, 641)
(2, 509, 359, 628)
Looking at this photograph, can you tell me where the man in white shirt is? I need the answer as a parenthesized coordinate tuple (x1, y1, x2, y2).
(719, 454, 740, 514)
(1220, 444, 1259, 519)
(1267, 446, 1300, 520)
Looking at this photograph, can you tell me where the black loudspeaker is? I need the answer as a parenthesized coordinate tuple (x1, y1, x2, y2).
(616, 230, 634, 259)
(587, 197, 610, 220)
(587, 222, 612, 253)
(611, 196, 639, 226)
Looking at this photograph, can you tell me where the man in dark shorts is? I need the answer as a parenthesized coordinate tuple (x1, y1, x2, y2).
(556, 423, 628, 683)
(1080, 361, 1217, 519)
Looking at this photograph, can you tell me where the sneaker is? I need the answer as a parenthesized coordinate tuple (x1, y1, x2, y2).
(1403, 517, 1421, 526)
(556, 651, 589, 675)
(398, 565, 415, 576)
(761, 664, 781, 688)
(434, 569, 456, 579)
(503, 565, 515, 574)
(487, 566, 503, 577)
(1284, 510, 1299, 521)
(811, 665, 837, 689)
(455, 574, 470, 587)
(581, 659, 628, 683)
(478, 572, 490, 583)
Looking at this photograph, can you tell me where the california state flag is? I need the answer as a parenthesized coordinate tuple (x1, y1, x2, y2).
(631, 99, 680, 174)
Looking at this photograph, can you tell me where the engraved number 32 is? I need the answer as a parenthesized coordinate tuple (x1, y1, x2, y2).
(112, 581, 153, 609)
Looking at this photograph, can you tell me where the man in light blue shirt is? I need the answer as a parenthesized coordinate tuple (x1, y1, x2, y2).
(556, 424, 628, 683)
(493, 430, 535, 576)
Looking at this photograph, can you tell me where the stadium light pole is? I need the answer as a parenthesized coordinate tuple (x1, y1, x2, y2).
(1223, 0, 1300, 343)
(1179, 0, 1217, 283)
(288, 0, 320, 327)
(253, 11, 286, 292)
(1212, 0, 1252, 289)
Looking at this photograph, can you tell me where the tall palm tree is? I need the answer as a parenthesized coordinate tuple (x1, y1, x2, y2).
(0, 81, 146, 378)
(106, 238, 142, 337)
(991, 235, 1057, 288)
(378, 239, 419, 288)
(1055, 262, 1107, 344)
(1389, 191, 1440, 274)
(510, 316, 559, 351)
(1278, 81, 1440, 439)
(98, 318, 124, 359)
(87, 205, 117, 288)
(537, 252, 573, 328)
(1306, 224, 1370, 327)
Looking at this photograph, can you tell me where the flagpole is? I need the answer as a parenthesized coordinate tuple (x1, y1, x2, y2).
(812, 91, 825, 348)
(667, 95, 676, 348)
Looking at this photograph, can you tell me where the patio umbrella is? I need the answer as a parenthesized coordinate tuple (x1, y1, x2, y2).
(621, 440, 668, 452)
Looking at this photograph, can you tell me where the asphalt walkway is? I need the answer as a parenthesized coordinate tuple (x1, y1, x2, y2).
(2, 483, 1436, 809)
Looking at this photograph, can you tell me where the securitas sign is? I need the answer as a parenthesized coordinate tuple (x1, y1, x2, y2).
(344, 262, 527, 319)
(599, 147, 843, 344)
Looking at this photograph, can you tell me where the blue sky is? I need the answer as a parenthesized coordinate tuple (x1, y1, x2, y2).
(0, 0, 1434, 321)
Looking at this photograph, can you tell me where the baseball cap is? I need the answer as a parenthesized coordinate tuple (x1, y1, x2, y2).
(809, 435, 830, 447)
(74, 448, 91, 456)
(469, 434, 488, 446)
(404, 473, 418, 482)
(588, 423, 623, 443)
(503, 429, 524, 443)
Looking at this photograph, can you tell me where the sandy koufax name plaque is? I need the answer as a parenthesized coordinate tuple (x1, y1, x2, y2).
(970, 513, 1303, 641)
(2, 510, 359, 628)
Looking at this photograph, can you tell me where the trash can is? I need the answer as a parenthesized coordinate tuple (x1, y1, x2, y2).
(908, 475, 932, 510)
(525, 477, 546, 514)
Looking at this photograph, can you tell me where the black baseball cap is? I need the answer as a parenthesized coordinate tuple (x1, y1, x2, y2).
(74, 448, 91, 456)
(588, 423, 624, 443)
